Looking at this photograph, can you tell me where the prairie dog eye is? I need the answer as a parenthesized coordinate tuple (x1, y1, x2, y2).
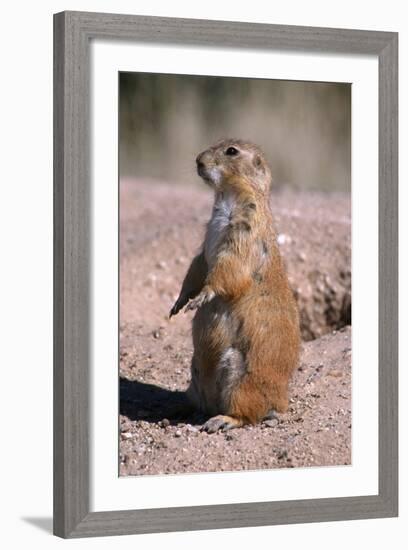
(225, 146, 239, 156)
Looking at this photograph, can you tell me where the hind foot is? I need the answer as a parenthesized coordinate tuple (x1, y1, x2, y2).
(201, 415, 243, 434)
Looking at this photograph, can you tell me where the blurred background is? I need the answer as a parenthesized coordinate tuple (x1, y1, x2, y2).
(119, 72, 351, 192)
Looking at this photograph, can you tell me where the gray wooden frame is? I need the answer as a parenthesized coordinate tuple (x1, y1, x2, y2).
(53, 10, 398, 538)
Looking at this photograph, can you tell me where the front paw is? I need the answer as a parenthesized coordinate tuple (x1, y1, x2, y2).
(184, 287, 215, 312)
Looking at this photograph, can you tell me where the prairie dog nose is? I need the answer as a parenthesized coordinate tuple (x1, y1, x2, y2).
(196, 153, 205, 170)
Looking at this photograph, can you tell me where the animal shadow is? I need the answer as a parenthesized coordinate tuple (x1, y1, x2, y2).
(119, 377, 205, 426)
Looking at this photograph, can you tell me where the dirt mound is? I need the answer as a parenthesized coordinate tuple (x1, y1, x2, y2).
(119, 179, 351, 475)
(271, 190, 351, 340)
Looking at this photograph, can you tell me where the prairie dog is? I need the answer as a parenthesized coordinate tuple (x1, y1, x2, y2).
(170, 139, 300, 433)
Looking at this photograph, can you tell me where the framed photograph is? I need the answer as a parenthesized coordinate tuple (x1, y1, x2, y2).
(53, 11, 398, 538)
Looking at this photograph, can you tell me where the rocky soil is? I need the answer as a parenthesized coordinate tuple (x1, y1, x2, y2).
(119, 178, 351, 476)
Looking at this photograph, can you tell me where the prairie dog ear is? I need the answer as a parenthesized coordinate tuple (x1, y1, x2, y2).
(253, 154, 264, 171)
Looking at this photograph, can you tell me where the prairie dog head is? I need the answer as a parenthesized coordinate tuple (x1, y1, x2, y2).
(196, 139, 272, 194)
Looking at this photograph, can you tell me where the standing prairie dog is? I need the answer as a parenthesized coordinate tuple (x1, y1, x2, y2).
(170, 139, 300, 433)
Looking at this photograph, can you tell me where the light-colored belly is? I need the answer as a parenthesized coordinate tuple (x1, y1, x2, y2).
(204, 193, 235, 267)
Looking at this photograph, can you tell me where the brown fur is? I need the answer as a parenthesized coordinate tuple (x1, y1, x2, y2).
(170, 139, 300, 432)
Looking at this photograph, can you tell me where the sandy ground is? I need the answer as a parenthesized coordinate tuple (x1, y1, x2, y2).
(119, 179, 351, 476)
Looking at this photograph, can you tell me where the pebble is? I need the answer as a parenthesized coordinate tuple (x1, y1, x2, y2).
(186, 425, 199, 433)
(175, 430, 182, 437)
(160, 418, 170, 428)
(264, 419, 278, 428)
(277, 233, 290, 245)
(120, 422, 131, 432)
(277, 450, 288, 460)
(328, 369, 343, 377)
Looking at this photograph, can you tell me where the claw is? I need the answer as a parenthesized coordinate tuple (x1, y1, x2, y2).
(184, 296, 202, 312)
